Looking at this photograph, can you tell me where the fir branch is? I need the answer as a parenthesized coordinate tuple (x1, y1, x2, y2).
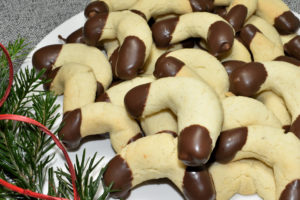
(0, 38, 112, 199)
(0, 37, 31, 69)
(49, 150, 112, 200)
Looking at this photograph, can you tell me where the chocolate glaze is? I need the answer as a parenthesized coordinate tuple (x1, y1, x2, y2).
(239, 24, 261, 49)
(154, 54, 185, 78)
(222, 60, 246, 78)
(155, 130, 178, 137)
(115, 36, 146, 80)
(130, 10, 147, 21)
(181, 38, 196, 48)
(124, 83, 151, 119)
(83, 13, 108, 46)
(32, 44, 62, 73)
(274, 11, 300, 35)
(95, 92, 111, 103)
(282, 125, 291, 133)
(189, 0, 214, 12)
(275, 56, 300, 66)
(214, 127, 248, 163)
(178, 125, 212, 166)
(284, 35, 300, 60)
(280, 179, 300, 200)
(290, 115, 300, 139)
(109, 47, 120, 79)
(213, 6, 227, 18)
(229, 62, 267, 97)
(63, 27, 86, 44)
(59, 109, 82, 150)
(43, 68, 60, 91)
(151, 17, 179, 48)
(103, 155, 133, 199)
(183, 167, 216, 200)
(207, 21, 234, 56)
(109, 80, 124, 88)
(225, 5, 248, 32)
(127, 133, 143, 144)
(84, 1, 109, 18)
(96, 82, 104, 99)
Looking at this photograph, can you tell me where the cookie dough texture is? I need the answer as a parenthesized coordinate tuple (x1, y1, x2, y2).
(152, 12, 234, 57)
(50, 63, 97, 113)
(154, 48, 229, 98)
(218, 38, 252, 63)
(32, 43, 112, 90)
(225, 0, 258, 31)
(256, 91, 291, 127)
(246, 15, 283, 49)
(125, 77, 223, 166)
(103, 133, 216, 200)
(210, 160, 275, 200)
(256, 0, 300, 34)
(239, 24, 284, 62)
(230, 61, 300, 138)
(222, 96, 282, 130)
(214, 125, 300, 199)
(84, 10, 152, 79)
(59, 102, 142, 152)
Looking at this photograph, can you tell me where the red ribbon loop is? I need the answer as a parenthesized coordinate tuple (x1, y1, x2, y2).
(0, 43, 79, 200)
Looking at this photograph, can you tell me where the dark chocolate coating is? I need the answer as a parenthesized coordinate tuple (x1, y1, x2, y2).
(290, 115, 300, 139)
(239, 24, 261, 49)
(178, 125, 212, 166)
(189, 0, 214, 12)
(280, 179, 300, 200)
(130, 9, 147, 21)
(95, 92, 111, 103)
(32, 44, 62, 73)
(229, 62, 267, 97)
(124, 83, 151, 119)
(109, 47, 120, 79)
(181, 38, 196, 48)
(183, 167, 216, 200)
(274, 11, 300, 35)
(84, 1, 109, 18)
(275, 56, 300, 66)
(222, 60, 246, 78)
(43, 68, 60, 91)
(225, 5, 248, 32)
(214, 127, 248, 163)
(207, 21, 234, 56)
(282, 125, 291, 133)
(115, 36, 146, 80)
(127, 133, 143, 144)
(154, 54, 185, 78)
(213, 6, 227, 18)
(96, 82, 104, 99)
(103, 155, 133, 199)
(83, 13, 108, 46)
(65, 27, 86, 44)
(284, 35, 300, 60)
(59, 109, 82, 150)
(151, 17, 179, 48)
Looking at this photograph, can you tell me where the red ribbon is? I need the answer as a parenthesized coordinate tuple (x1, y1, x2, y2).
(0, 42, 79, 200)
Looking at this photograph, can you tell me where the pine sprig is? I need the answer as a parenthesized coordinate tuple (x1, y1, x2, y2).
(0, 69, 61, 198)
(0, 39, 113, 199)
(49, 150, 112, 200)
(0, 37, 31, 69)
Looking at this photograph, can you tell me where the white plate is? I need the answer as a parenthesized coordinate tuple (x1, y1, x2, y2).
(20, 11, 300, 200)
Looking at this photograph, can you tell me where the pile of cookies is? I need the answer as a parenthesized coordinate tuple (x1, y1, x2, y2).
(32, 0, 300, 199)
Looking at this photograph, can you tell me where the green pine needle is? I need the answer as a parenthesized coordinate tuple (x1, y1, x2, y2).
(0, 38, 112, 199)
(50, 149, 111, 200)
